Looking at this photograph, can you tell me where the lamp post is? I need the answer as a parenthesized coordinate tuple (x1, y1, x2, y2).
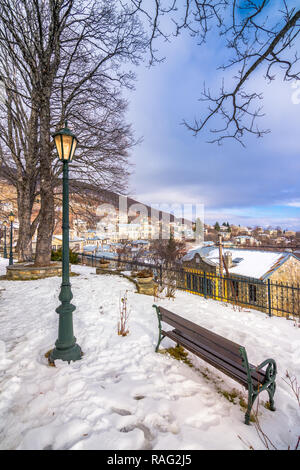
(49, 122, 82, 364)
(8, 212, 14, 265)
(3, 220, 7, 258)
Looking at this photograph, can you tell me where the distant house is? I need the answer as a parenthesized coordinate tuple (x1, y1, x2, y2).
(285, 230, 296, 237)
(182, 246, 300, 315)
(233, 235, 260, 246)
(83, 244, 98, 254)
(52, 234, 84, 252)
(130, 240, 150, 249)
(183, 245, 300, 281)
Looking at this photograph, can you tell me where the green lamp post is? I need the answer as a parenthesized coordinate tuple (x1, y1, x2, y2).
(8, 212, 14, 265)
(3, 220, 7, 258)
(49, 122, 82, 364)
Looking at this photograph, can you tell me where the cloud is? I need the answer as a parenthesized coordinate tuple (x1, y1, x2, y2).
(284, 201, 300, 208)
(126, 25, 300, 228)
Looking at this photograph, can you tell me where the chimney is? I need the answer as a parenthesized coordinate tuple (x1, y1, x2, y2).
(224, 251, 233, 269)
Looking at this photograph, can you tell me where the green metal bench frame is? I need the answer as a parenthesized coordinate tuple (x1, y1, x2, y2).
(153, 304, 277, 425)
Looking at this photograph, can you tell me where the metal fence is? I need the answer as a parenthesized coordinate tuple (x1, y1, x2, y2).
(78, 253, 300, 319)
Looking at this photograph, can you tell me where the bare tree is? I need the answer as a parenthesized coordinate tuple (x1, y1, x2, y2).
(128, 1, 300, 145)
(150, 234, 186, 267)
(0, 59, 40, 261)
(150, 234, 187, 297)
(0, 0, 146, 265)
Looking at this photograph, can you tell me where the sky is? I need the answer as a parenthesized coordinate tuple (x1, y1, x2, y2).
(125, 4, 300, 230)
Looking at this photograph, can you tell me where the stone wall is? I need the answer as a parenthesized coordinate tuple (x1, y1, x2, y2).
(268, 256, 300, 317)
(6, 263, 64, 280)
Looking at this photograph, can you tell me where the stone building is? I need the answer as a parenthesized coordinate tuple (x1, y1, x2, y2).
(181, 246, 300, 316)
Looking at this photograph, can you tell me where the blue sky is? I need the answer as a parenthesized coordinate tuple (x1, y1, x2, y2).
(125, 10, 300, 230)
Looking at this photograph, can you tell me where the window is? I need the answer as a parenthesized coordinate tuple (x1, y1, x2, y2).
(249, 284, 257, 302)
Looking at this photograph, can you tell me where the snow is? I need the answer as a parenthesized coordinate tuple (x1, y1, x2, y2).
(205, 248, 286, 278)
(185, 246, 288, 279)
(0, 256, 299, 450)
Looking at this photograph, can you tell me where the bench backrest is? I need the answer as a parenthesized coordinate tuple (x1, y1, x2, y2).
(156, 305, 245, 367)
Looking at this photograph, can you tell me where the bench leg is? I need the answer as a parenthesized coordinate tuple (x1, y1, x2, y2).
(267, 382, 276, 411)
(245, 382, 276, 424)
(155, 334, 165, 352)
(245, 390, 258, 425)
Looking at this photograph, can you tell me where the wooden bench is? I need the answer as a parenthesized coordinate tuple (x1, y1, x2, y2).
(153, 305, 277, 425)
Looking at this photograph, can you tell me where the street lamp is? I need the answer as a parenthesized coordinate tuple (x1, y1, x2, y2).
(3, 220, 7, 258)
(8, 212, 14, 265)
(49, 122, 82, 364)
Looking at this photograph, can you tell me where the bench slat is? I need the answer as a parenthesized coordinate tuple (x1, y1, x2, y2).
(163, 329, 265, 389)
(163, 329, 249, 387)
(172, 326, 244, 368)
(171, 329, 266, 385)
(159, 306, 243, 360)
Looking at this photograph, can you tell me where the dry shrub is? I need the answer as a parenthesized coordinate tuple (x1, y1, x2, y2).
(118, 290, 130, 336)
(239, 370, 300, 450)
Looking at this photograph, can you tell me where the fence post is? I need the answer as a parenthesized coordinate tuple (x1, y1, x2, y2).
(203, 271, 207, 299)
(267, 279, 272, 317)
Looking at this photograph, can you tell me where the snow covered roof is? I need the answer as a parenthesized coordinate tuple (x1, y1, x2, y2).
(234, 235, 255, 239)
(182, 244, 216, 261)
(205, 248, 296, 279)
(101, 245, 111, 251)
(83, 245, 97, 252)
(183, 245, 298, 279)
(96, 251, 118, 260)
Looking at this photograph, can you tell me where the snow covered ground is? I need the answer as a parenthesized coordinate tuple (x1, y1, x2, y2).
(0, 257, 299, 450)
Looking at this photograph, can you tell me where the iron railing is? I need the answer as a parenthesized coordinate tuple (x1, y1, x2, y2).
(77, 253, 300, 319)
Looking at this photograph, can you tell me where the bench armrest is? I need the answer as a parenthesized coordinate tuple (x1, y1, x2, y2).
(240, 347, 277, 386)
(250, 358, 277, 383)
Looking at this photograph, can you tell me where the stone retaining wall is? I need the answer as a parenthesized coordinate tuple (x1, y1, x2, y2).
(6, 262, 64, 280)
(95, 266, 156, 296)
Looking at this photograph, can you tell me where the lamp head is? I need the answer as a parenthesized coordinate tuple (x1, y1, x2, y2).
(52, 121, 78, 162)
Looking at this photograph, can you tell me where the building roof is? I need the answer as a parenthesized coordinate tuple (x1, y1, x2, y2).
(183, 245, 298, 280)
(83, 245, 97, 252)
(53, 235, 84, 242)
(233, 235, 255, 239)
(96, 251, 118, 260)
(182, 244, 215, 261)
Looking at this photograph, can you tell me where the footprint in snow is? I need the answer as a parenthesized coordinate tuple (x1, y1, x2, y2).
(111, 407, 132, 416)
(185, 413, 221, 430)
(119, 423, 154, 450)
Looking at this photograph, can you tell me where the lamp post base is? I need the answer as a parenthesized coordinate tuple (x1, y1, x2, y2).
(49, 343, 82, 364)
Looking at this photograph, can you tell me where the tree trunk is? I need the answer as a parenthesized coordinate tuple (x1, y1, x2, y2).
(34, 93, 55, 267)
(16, 185, 33, 262)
